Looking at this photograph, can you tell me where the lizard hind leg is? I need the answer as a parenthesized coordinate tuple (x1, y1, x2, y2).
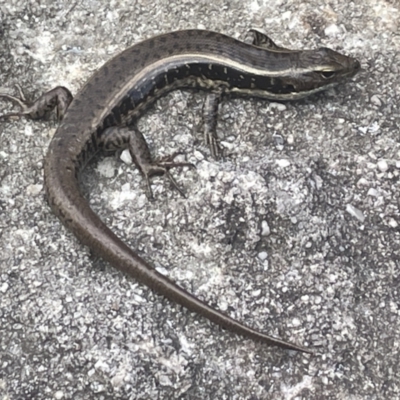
(129, 131, 195, 200)
(0, 85, 72, 120)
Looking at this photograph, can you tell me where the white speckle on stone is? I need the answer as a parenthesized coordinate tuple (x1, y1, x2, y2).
(111, 370, 127, 388)
(269, 102, 287, 111)
(54, 391, 64, 400)
(94, 359, 110, 374)
(159, 374, 173, 386)
(132, 294, 146, 304)
(24, 125, 33, 136)
(26, 184, 42, 196)
(220, 140, 234, 152)
(357, 177, 369, 186)
(370, 95, 382, 107)
(110, 182, 137, 209)
(258, 251, 268, 261)
(324, 24, 341, 36)
(219, 299, 228, 312)
(97, 159, 116, 178)
(358, 126, 368, 135)
(287, 134, 294, 144)
(192, 151, 204, 161)
(369, 122, 380, 134)
(359, 122, 381, 135)
(367, 188, 379, 197)
(249, 0, 260, 12)
(292, 317, 301, 327)
(15, 228, 35, 242)
(120, 149, 132, 164)
(179, 335, 193, 355)
(155, 265, 169, 276)
(261, 220, 270, 236)
(221, 171, 235, 184)
(377, 160, 388, 172)
(276, 159, 290, 168)
(346, 204, 365, 223)
(388, 218, 398, 228)
(0, 282, 9, 293)
(329, 274, 337, 283)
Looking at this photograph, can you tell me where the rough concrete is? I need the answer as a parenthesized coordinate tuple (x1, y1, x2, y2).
(0, 0, 399, 399)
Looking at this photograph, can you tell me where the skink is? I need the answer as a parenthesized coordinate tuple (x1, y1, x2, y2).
(0, 29, 360, 353)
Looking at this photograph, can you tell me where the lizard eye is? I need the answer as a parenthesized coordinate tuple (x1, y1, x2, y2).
(320, 71, 336, 79)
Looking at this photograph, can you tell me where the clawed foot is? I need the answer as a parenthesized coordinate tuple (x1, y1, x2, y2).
(204, 131, 223, 159)
(143, 153, 196, 200)
(0, 84, 33, 119)
(107, 127, 196, 200)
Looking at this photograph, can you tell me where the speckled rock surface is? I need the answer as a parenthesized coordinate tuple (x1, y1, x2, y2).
(0, 1, 399, 399)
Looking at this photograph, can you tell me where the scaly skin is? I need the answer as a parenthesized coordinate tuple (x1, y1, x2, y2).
(0, 30, 361, 353)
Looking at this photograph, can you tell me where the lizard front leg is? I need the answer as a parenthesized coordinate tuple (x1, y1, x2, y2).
(203, 89, 224, 159)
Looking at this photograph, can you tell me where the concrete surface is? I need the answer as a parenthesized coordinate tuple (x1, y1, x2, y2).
(0, 0, 399, 399)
